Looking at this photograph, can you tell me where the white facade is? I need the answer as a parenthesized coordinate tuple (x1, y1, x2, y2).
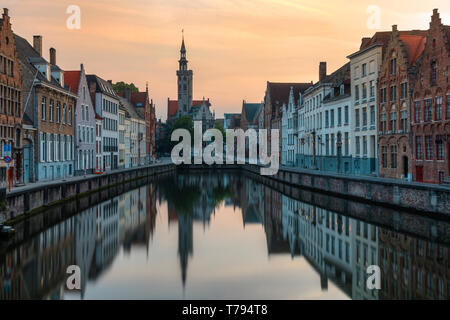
(281, 87, 301, 166)
(348, 45, 381, 175)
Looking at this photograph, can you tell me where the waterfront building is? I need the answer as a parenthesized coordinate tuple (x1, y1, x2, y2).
(65, 64, 96, 175)
(411, 9, 450, 183)
(15, 34, 77, 182)
(0, 8, 23, 186)
(95, 113, 103, 170)
(377, 26, 427, 179)
(118, 105, 126, 168)
(86, 75, 120, 171)
(119, 96, 146, 167)
(321, 63, 352, 173)
(347, 35, 388, 176)
(281, 87, 304, 166)
(298, 63, 349, 171)
(264, 82, 311, 163)
(167, 35, 215, 130)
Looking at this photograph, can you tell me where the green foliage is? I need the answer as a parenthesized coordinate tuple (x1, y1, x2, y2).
(112, 81, 139, 93)
(168, 115, 194, 146)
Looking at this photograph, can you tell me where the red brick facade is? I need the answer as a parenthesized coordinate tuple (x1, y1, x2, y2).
(377, 26, 427, 179)
(0, 8, 23, 184)
(411, 9, 450, 184)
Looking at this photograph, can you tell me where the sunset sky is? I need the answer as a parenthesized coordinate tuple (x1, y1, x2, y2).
(7, 0, 450, 120)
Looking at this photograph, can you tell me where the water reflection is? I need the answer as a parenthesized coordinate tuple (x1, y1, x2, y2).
(0, 172, 449, 300)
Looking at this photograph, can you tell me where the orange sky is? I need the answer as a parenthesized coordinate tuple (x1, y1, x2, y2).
(6, 0, 450, 120)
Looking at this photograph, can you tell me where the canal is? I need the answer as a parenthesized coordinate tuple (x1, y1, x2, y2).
(0, 171, 449, 300)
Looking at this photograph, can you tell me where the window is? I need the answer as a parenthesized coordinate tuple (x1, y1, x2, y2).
(398, 110, 407, 133)
(363, 136, 367, 156)
(344, 105, 349, 125)
(401, 83, 407, 100)
(415, 101, 421, 122)
(355, 109, 360, 128)
(330, 109, 334, 128)
(424, 98, 432, 122)
(56, 101, 60, 123)
(390, 57, 397, 75)
(362, 107, 367, 128)
(356, 136, 360, 155)
(337, 107, 342, 126)
(370, 106, 375, 126)
(68, 106, 72, 125)
(390, 85, 397, 102)
(390, 112, 397, 132)
(49, 99, 54, 122)
(380, 114, 387, 133)
(382, 146, 388, 168)
(391, 145, 397, 168)
(447, 95, 450, 119)
(41, 97, 47, 120)
(362, 63, 367, 77)
(362, 83, 367, 99)
(325, 111, 329, 128)
(355, 85, 359, 101)
(325, 134, 329, 155)
(331, 134, 335, 155)
(425, 135, 433, 160)
(435, 96, 442, 120)
(62, 104, 66, 124)
(436, 135, 444, 160)
(370, 81, 375, 98)
(416, 136, 423, 160)
(380, 88, 386, 103)
(431, 60, 437, 85)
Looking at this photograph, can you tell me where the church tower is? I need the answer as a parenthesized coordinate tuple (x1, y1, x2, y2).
(176, 31, 193, 117)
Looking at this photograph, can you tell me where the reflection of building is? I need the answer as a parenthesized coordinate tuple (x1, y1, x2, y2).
(0, 217, 75, 299)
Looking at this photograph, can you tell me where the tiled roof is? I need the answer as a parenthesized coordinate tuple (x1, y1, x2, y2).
(167, 99, 210, 119)
(64, 71, 81, 94)
(242, 102, 263, 123)
(322, 62, 350, 86)
(267, 82, 311, 108)
(86, 74, 119, 99)
(399, 34, 426, 64)
(119, 96, 144, 120)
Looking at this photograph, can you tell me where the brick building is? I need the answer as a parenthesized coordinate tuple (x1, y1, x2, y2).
(377, 26, 427, 180)
(0, 8, 23, 186)
(15, 34, 77, 182)
(411, 9, 450, 184)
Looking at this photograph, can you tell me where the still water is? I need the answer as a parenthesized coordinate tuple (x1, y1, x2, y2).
(1, 172, 449, 300)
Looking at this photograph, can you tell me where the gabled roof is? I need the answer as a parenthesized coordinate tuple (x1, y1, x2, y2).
(131, 92, 147, 107)
(64, 71, 81, 94)
(267, 82, 311, 108)
(322, 62, 350, 86)
(167, 99, 211, 119)
(242, 102, 263, 123)
(86, 74, 119, 99)
(13, 33, 74, 94)
(119, 96, 144, 121)
(399, 34, 426, 64)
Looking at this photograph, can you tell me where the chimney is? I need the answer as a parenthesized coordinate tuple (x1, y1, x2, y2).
(49, 47, 56, 65)
(392, 24, 397, 32)
(3, 8, 9, 17)
(33, 35, 42, 56)
(360, 37, 371, 49)
(124, 87, 131, 102)
(319, 62, 327, 82)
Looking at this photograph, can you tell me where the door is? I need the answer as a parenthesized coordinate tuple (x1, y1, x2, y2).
(416, 166, 423, 182)
(23, 144, 30, 183)
(403, 156, 408, 178)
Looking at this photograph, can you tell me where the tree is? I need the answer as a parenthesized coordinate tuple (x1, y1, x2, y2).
(112, 81, 139, 93)
(168, 115, 194, 146)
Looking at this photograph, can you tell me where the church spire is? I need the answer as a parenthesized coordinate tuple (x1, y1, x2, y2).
(179, 29, 188, 71)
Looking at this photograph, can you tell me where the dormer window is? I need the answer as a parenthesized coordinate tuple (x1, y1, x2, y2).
(340, 85, 344, 95)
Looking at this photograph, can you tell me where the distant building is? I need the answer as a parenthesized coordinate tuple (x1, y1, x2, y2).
(65, 64, 96, 175)
(86, 75, 120, 171)
(224, 113, 241, 130)
(240, 101, 263, 130)
(167, 35, 215, 130)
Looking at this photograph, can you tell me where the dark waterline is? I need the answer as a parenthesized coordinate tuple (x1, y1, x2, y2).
(1, 171, 449, 300)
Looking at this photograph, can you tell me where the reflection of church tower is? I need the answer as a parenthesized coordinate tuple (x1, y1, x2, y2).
(178, 213, 193, 289)
(176, 31, 193, 116)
